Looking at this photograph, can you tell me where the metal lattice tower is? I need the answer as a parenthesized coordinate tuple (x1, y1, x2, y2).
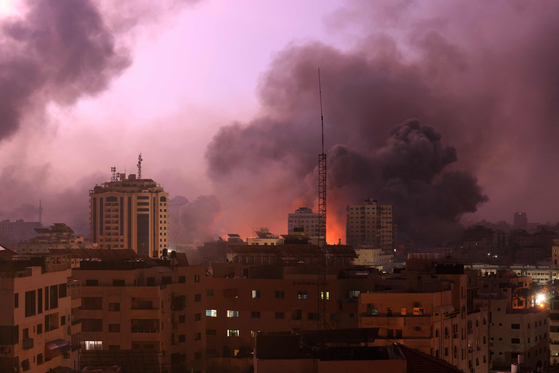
(317, 68, 328, 331)
(137, 153, 143, 179)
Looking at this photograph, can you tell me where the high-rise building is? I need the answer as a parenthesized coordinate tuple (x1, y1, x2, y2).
(513, 212, 528, 230)
(89, 173, 168, 257)
(0, 219, 43, 250)
(346, 198, 396, 253)
(287, 207, 321, 238)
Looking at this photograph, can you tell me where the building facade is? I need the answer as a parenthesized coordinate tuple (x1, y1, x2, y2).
(18, 224, 97, 254)
(73, 253, 206, 373)
(0, 253, 81, 373)
(346, 199, 396, 253)
(287, 208, 321, 238)
(89, 173, 169, 257)
(0, 220, 43, 250)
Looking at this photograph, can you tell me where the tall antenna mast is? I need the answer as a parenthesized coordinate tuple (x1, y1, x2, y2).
(39, 200, 42, 225)
(137, 153, 143, 179)
(317, 68, 328, 332)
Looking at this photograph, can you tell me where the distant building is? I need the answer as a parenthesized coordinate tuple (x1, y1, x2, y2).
(287, 207, 321, 238)
(18, 223, 98, 254)
(514, 212, 528, 230)
(346, 198, 396, 253)
(353, 247, 393, 271)
(247, 228, 284, 246)
(553, 239, 559, 266)
(0, 219, 43, 250)
(197, 234, 246, 264)
(89, 173, 168, 257)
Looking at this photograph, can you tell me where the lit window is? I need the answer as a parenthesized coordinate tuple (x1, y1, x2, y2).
(206, 310, 217, 317)
(227, 310, 239, 318)
(251, 290, 261, 299)
(321, 292, 330, 300)
(227, 329, 240, 337)
(298, 292, 308, 300)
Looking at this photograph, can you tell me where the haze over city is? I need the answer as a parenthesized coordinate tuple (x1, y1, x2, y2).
(1, 0, 559, 247)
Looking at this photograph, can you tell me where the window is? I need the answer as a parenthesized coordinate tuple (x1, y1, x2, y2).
(349, 290, 360, 298)
(37, 324, 42, 334)
(275, 291, 285, 299)
(206, 329, 217, 336)
(511, 338, 520, 344)
(387, 307, 393, 316)
(251, 311, 261, 318)
(207, 289, 215, 297)
(179, 276, 185, 283)
(321, 292, 330, 300)
(109, 324, 120, 333)
(179, 315, 186, 323)
(82, 297, 103, 310)
(227, 330, 240, 337)
(194, 314, 201, 321)
(275, 312, 285, 319)
(179, 335, 186, 343)
(227, 310, 239, 318)
(413, 307, 425, 316)
(25, 291, 36, 317)
(83, 341, 103, 351)
(194, 275, 200, 282)
(206, 310, 217, 317)
(113, 279, 125, 286)
(511, 323, 520, 329)
(194, 333, 201, 340)
(298, 292, 308, 300)
(162, 277, 172, 285)
(108, 303, 120, 312)
(61, 316, 66, 326)
(401, 308, 407, 316)
(194, 294, 202, 302)
(82, 319, 103, 332)
(85, 280, 99, 286)
(37, 353, 43, 365)
(252, 290, 261, 299)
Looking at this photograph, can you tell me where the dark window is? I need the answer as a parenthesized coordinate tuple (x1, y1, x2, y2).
(275, 312, 285, 319)
(50, 285, 58, 309)
(25, 291, 36, 317)
(195, 294, 201, 302)
(14, 293, 19, 308)
(109, 324, 120, 333)
(37, 324, 43, 334)
(179, 335, 186, 343)
(44, 287, 49, 311)
(275, 291, 285, 299)
(511, 324, 520, 329)
(179, 315, 186, 323)
(195, 332, 201, 340)
(251, 311, 261, 318)
(82, 297, 103, 310)
(511, 338, 520, 344)
(147, 277, 156, 286)
(58, 284, 67, 298)
(162, 277, 172, 285)
(108, 303, 120, 311)
(61, 316, 66, 326)
(194, 275, 200, 282)
(82, 319, 103, 332)
(0, 326, 19, 344)
(37, 289, 42, 314)
(194, 314, 201, 321)
(113, 280, 125, 286)
(179, 276, 185, 283)
(206, 329, 217, 336)
(207, 289, 215, 297)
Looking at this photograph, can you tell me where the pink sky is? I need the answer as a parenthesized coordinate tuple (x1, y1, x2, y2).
(1, 0, 559, 242)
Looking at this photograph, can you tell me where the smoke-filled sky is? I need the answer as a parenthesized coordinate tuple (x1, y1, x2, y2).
(1, 0, 559, 246)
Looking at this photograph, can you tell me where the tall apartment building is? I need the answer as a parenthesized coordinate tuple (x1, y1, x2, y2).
(89, 173, 169, 257)
(70, 249, 206, 373)
(513, 212, 528, 230)
(0, 252, 81, 373)
(549, 296, 559, 364)
(346, 198, 396, 253)
(358, 258, 490, 373)
(287, 207, 321, 238)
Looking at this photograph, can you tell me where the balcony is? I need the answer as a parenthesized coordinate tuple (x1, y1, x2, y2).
(22, 338, 34, 350)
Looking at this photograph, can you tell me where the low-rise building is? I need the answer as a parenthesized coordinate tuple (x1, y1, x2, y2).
(18, 224, 97, 254)
(353, 247, 393, 271)
(0, 253, 81, 373)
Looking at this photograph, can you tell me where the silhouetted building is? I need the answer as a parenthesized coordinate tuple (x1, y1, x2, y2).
(0, 219, 43, 250)
(514, 212, 528, 230)
(346, 199, 396, 253)
(18, 223, 98, 254)
(287, 207, 321, 239)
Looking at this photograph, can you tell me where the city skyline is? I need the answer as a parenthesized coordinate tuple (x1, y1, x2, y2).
(1, 0, 559, 246)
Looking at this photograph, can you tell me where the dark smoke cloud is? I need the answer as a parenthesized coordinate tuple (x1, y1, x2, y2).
(205, 0, 559, 245)
(0, 0, 131, 141)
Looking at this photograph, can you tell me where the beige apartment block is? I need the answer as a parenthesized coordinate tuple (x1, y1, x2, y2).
(549, 296, 559, 365)
(352, 247, 393, 271)
(358, 260, 490, 373)
(0, 253, 81, 373)
(89, 173, 169, 257)
(72, 252, 206, 373)
(18, 223, 97, 254)
(346, 198, 396, 253)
